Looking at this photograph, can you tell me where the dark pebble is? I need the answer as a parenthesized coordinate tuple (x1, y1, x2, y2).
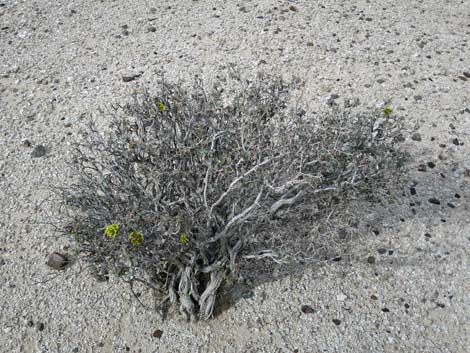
(306, 41, 314, 46)
(417, 164, 427, 172)
(147, 26, 156, 32)
(463, 71, 470, 78)
(454, 193, 461, 198)
(452, 138, 460, 145)
(382, 308, 390, 313)
(447, 202, 455, 208)
(372, 229, 380, 235)
(37, 322, 45, 331)
(404, 303, 410, 309)
(377, 248, 387, 255)
(332, 256, 342, 262)
(301, 304, 315, 314)
(152, 329, 163, 338)
(31, 145, 47, 158)
(410, 187, 417, 195)
(428, 198, 440, 205)
(367, 256, 376, 264)
(122, 75, 136, 82)
(424, 233, 432, 238)
(332, 319, 341, 326)
(289, 5, 297, 11)
(411, 132, 422, 141)
(47, 252, 68, 270)
(388, 250, 394, 255)
(371, 294, 378, 300)
(427, 161, 435, 168)
(436, 303, 445, 308)
(27, 319, 34, 327)
(413, 95, 423, 101)
(22, 139, 32, 147)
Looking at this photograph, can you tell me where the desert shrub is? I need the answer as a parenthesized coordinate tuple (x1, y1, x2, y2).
(57, 73, 405, 320)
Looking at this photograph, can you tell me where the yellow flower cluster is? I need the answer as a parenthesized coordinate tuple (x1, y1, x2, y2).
(382, 106, 393, 116)
(180, 232, 189, 245)
(156, 100, 167, 113)
(104, 223, 144, 246)
(129, 231, 144, 246)
(104, 223, 119, 239)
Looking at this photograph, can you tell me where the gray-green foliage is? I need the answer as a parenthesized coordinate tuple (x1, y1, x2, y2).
(58, 73, 405, 320)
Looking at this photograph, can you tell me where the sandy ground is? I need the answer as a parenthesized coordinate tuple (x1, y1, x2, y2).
(1, 0, 469, 352)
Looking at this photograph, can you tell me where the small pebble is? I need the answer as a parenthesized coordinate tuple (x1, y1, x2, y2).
(332, 319, 341, 326)
(152, 329, 163, 338)
(428, 198, 440, 205)
(31, 145, 47, 158)
(411, 133, 422, 141)
(301, 305, 315, 314)
(367, 256, 376, 264)
(122, 75, 136, 82)
(47, 252, 68, 270)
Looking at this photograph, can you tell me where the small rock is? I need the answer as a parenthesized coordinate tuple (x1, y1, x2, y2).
(336, 294, 347, 301)
(289, 5, 297, 12)
(367, 256, 376, 264)
(427, 161, 435, 168)
(411, 133, 422, 141)
(152, 329, 163, 338)
(22, 139, 32, 147)
(31, 145, 47, 158)
(463, 71, 470, 78)
(147, 26, 156, 32)
(332, 319, 341, 326)
(37, 322, 45, 331)
(382, 307, 390, 313)
(447, 202, 455, 208)
(122, 75, 137, 82)
(413, 95, 423, 101)
(377, 248, 387, 255)
(301, 305, 315, 314)
(377, 78, 385, 84)
(306, 41, 314, 47)
(428, 198, 440, 205)
(47, 252, 68, 270)
(417, 164, 427, 172)
(452, 138, 460, 145)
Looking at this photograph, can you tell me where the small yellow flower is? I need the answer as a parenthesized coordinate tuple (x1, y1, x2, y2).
(382, 106, 393, 116)
(104, 223, 119, 239)
(129, 231, 144, 246)
(180, 232, 189, 245)
(156, 100, 167, 113)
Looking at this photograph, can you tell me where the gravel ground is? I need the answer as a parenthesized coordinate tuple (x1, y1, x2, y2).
(1, 0, 469, 352)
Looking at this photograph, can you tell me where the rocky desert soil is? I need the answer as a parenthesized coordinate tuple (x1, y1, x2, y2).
(1, 0, 469, 352)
